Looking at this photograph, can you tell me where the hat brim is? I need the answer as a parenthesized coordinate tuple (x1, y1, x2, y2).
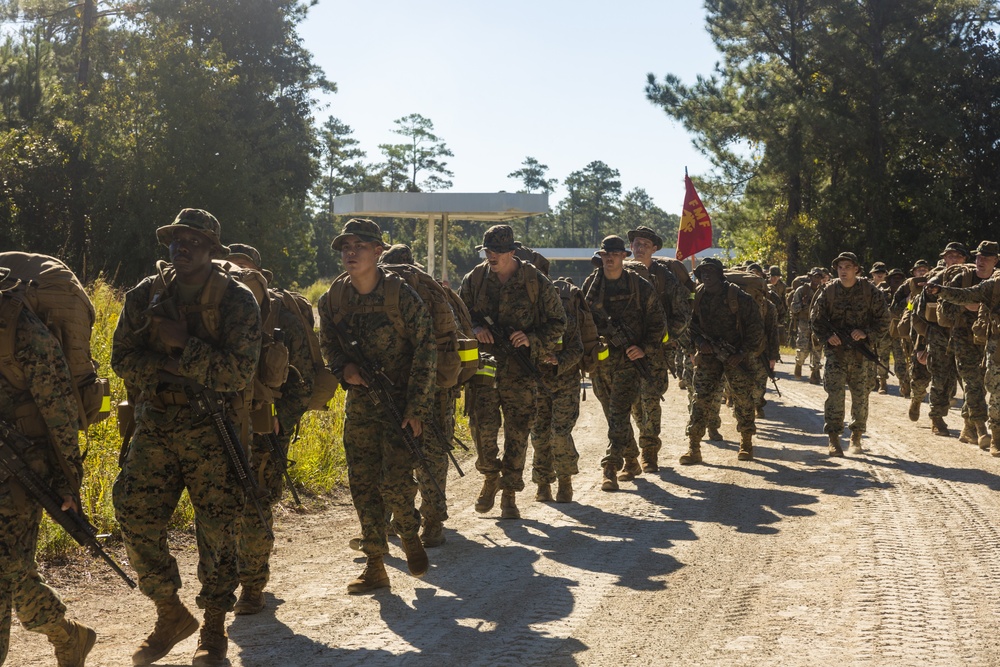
(332, 233, 389, 251)
(626, 230, 663, 250)
(940, 248, 969, 257)
(598, 249, 632, 258)
(156, 225, 228, 257)
(476, 244, 517, 253)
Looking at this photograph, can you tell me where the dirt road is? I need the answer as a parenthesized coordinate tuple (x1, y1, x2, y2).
(12, 360, 1000, 666)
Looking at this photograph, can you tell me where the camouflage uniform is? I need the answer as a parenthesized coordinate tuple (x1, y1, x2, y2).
(875, 282, 893, 391)
(791, 280, 822, 375)
(319, 268, 437, 558)
(888, 278, 913, 396)
(810, 276, 890, 438)
(460, 255, 565, 493)
(939, 270, 988, 430)
(0, 303, 88, 665)
(912, 288, 958, 422)
(112, 265, 262, 613)
(753, 298, 781, 413)
(583, 266, 666, 471)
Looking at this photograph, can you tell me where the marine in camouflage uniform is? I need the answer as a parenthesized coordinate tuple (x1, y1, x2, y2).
(792, 269, 824, 383)
(583, 236, 665, 489)
(902, 260, 933, 411)
(911, 243, 968, 436)
(870, 262, 893, 394)
(769, 266, 789, 347)
(622, 226, 691, 475)
(319, 219, 436, 594)
(933, 241, 997, 448)
(886, 268, 912, 397)
(810, 252, 890, 456)
(530, 278, 584, 503)
(112, 209, 262, 666)
(225, 244, 315, 616)
(682, 258, 765, 463)
(0, 291, 95, 667)
(460, 225, 565, 518)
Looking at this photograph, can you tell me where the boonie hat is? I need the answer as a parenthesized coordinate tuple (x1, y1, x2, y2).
(831, 252, 861, 270)
(887, 268, 906, 279)
(693, 256, 725, 277)
(227, 243, 273, 283)
(769, 265, 782, 277)
(911, 259, 931, 273)
(156, 208, 229, 257)
(331, 218, 388, 251)
(380, 243, 425, 270)
(940, 241, 970, 258)
(598, 236, 632, 256)
(972, 240, 999, 257)
(808, 267, 825, 278)
(870, 261, 887, 274)
(746, 263, 764, 277)
(626, 226, 663, 250)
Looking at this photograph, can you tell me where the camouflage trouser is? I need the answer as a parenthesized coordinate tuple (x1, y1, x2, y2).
(676, 329, 694, 390)
(687, 354, 759, 439)
(626, 349, 671, 458)
(592, 352, 642, 470)
(981, 338, 1000, 432)
(795, 319, 821, 371)
(237, 432, 286, 591)
(417, 389, 455, 524)
(752, 356, 771, 410)
(876, 333, 892, 386)
(927, 334, 957, 419)
(952, 328, 987, 421)
(342, 398, 420, 558)
(910, 344, 932, 400)
(113, 405, 242, 611)
(891, 335, 911, 392)
(823, 348, 873, 434)
(0, 453, 68, 664)
(530, 369, 581, 483)
(472, 366, 537, 492)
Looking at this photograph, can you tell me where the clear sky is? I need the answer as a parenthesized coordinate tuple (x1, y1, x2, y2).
(298, 0, 721, 214)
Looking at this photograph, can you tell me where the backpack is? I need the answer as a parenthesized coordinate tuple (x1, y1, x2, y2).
(654, 257, 695, 293)
(0, 252, 111, 430)
(274, 289, 339, 412)
(932, 264, 975, 328)
(513, 243, 550, 276)
(468, 259, 541, 314)
(325, 264, 462, 389)
(442, 284, 479, 384)
(553, 278, 607, 373)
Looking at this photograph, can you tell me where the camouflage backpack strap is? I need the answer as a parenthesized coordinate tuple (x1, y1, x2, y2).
(0, 291, 27, 390)
(327, 271, 406, 339)
(190, 262, 233, 341)
(471, 261, 491, 315)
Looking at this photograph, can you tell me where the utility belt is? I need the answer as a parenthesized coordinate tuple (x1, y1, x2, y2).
(9, 400, 48, 440)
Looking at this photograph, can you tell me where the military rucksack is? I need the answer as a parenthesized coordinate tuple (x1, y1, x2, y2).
(325, 264, 463, 389)
(932, 264, 976, 328)
(513, 243, 550, 277)
(0, 252, 111, 430)
(553, 278, 607, 373)
(655, 257, 695, 293)
(273, 289, 339, 412)
(441, 284, 479, 384)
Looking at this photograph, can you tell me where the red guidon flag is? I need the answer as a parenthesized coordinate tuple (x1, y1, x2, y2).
(676, 174, 713, 260)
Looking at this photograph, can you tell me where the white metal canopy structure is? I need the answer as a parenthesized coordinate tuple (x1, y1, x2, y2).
(332, 192, 549, 282)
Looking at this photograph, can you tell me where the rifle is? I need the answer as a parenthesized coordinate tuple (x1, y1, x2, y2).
(473, 314, 551, 389)
(328, 319, 445, 497)
(760, 355, 782, 397)
(590, 309, 655, 382)
(263, 432, 301, 506)
(819, 318, 894, 376)
(428, 418, 465, 478)
(689, 322, 752, 375)
(0, 419, 137, 589)
(157, 371, 274, 540)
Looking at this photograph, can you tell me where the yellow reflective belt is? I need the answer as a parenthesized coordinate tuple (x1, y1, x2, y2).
(458, 346, 479, 362)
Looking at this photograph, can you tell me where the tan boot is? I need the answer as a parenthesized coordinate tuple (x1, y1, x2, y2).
(233, 585, 265, 615)
(991, 432, 1000, 457)
(828, 434, 844, 457)
(420, 520, 446, 548)
(474, 474, 501, 513)
(959, 419, 976, 444)
(809, 368, 822, 385)
(499, 490, 521, 519)
(191, 608, 227, 667)
(346, 556, 390, 594)
(535, 482, 554, 502)
(706, 426, 723, 442)
(555, 476, 573, 503)
(132, 594, 199, 666)
(976, 420, 991, 451)
(640, 449, 658, 473)
(401, 534, 430, 575)
(601, 463, 619, 491)
(737, 433, 753, 461)
(878, 378, 888, 395)
(40, 618, 96, 667)
(794, 363, 802, 378)
(679, 443, 703, 465)
(617, 457, 642, 481)
(931, 416, 951, 437)
(909, 396, 922, 422)
(849, 431, 865, 454)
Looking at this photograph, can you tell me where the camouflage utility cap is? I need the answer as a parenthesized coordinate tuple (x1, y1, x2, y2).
(972, 240, 999, 257)
(746, 262, 764, 277)
(156, 208, 228, 257)
(870, 261, 887, 274)
(626, 226, 663, 250)
(228, 242, 273, 282)
(940, 241, 970, 258)
(831, 252, 861, 270)
(808, 267, 825, 278)
(599, 235, 631, 256)
(769, 265, 781, 277)
(911, 259, 930, 273)
(693, 256, 725, 277)
(380, 243, 424, 269)
(477, 225, 517, 253)
(887, 268, 906, 279)
(331, 218, 387, 251)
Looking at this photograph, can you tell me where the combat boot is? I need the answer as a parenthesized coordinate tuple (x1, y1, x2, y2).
(809, 368, 822, 385)
(931, 416, 951, 437)
(618, 457, 642, 481)
(849, 431, 865, 454)
(40, 618, 96, 667)
(420, 520, 445, 548)
(679, 443, 703, 465)
(900, 381, 911, 399)
(499, 490, 521, 519)
(878, 378, 888, 395)
(401, 534, 430, 575)
(640, 449, 659, 473)
(794, 362, 802, 378)
(535, 482, 554, 502)
(828, 434, 844, 457)
(132, 594, 199, 666)
(991, 431, 1000, 457)
(976, 420, 991, 451)
(871, 377, 879, 393)
(555, 476, 573, 502)
(191, 608, 227, 667)
(347, 556, 390, 594)
(737, 433, 753, 461)
(233, 585, 265, 615)
(706, 426, 724, 441)
(474, 474, 501, 513)
(756, 406, 765, 419)
(959, 419, 976, 444)
(908, 396, 922, 422)
(601, 463, 619, 491)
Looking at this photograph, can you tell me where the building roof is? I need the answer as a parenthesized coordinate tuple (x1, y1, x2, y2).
(333, 192, 548, 220)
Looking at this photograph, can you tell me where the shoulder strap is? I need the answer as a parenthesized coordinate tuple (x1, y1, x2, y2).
(326, 272, 406, 339)
(0, 294, 27, 389)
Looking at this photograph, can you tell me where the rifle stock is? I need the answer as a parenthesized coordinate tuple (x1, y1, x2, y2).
(264, 432, 301, 506)
(820, 318, 894, 376)
(591, 310, 655, 382)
